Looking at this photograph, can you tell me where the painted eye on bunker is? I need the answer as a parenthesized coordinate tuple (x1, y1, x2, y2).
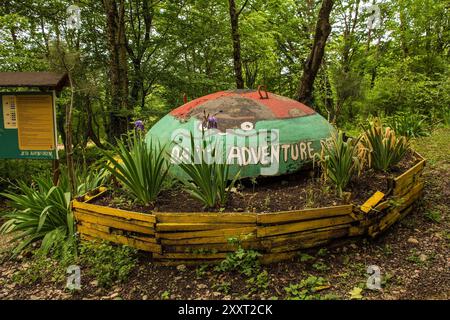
(240, 121, 253, 131)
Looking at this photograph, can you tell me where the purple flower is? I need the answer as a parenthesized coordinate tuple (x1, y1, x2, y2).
(207, 116, 218, 129)
(134, 120, 144, 131)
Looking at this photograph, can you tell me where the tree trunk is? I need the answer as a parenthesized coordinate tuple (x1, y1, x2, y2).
(297, 0, 334, 106)
(65, 75, 76, 194)
(103, 0, 130, 141)
(228, 0, 245, 89)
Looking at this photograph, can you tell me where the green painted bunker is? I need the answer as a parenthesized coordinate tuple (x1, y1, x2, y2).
(148, 89, 335, 178)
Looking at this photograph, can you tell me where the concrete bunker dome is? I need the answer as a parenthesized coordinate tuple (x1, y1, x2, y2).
(148, 89, 335, 178)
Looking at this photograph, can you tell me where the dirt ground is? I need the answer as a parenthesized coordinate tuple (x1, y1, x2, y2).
(93, 151, 417, 213)
(0, 128, 448, 300)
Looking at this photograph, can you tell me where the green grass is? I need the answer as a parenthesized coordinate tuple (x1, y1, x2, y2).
(412, 127, 450, 167)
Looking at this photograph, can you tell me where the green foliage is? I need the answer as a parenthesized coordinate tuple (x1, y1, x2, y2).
(79, 241, 137, 288)
(424, 210, 442, 223)
(102, 132, 169, 205)
(0, 160, 52, 191)
(312, 261, 330, 272)
(213, 281, 232, 295)
(215, 239, 261, 276)
(316, 131, 363, 196)
(60, 166, 109, 197)
(361, 118, 410, 172)
(178, 134, 240, 209)
(284, 276, 334, 300)
(246, 269, 270, 293)
(299, 253, 315, 262)
(0, 177, 74, 256)
(387, 112, 430, 138)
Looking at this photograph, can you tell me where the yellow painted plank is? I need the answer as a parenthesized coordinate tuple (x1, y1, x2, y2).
(79, 221, 110, 233)
(128, 234, 157, 244)
(77, 225, 161, 253)
(156, 222, 254, 232)
(396, 182, 424, 211)
(153, 252, 228, 260)
(157, 226, 256, 240)
(81, 186, 108, 203)
(74, 210, 155, 235)
(360, 191, 385, 213)
(393, 178, 423, 197)
(153, 260, 222, 266)
(161, 234, 257, 245)
(72, 200, 156, 223)
(259, 224, 350, 247)
(75, 208, 154, 228)
(348, 226, 365, 236)
(394, 159, 425, 186)
(155, 212, 257, 224)
(162, 242, 244, 253)
(373, 200, 391, 212)
(257, 215, 353, 238)
(260, 228, 348, 252)
(268, 239, 331, 253)
(257, 205, 353, 224)
(259, 252, 297, 264)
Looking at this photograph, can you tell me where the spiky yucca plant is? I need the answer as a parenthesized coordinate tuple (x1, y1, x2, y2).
(316, 131, 364, 196)
(361, 118, 409, 172)
(178, 133, 240, 209)
(102, 132, 169, 205)
(0, 177, 74, 256)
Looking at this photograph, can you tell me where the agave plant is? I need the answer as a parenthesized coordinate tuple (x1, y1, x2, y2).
(0, 177, 74, 256)
(178, 133, 240, 209)
(316, 131, 364, 196)
(102, 132, 169, 205)
(361, 118, 410, 172)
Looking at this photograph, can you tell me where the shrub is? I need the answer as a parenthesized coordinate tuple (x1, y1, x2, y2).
(361, 118, 409, 172)
(0, 177, 74, 256)
(79, 241, 137, 288)
(60, 166, 110, 197)
(316, 131, 364, 196)
(178, 134, 240, 209)
(102, 132, 169, 205)
(215, 237, 261, 276)
(387, 112, 429, 138)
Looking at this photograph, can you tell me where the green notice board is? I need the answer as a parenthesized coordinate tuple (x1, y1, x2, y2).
(0, 92, 58, 160)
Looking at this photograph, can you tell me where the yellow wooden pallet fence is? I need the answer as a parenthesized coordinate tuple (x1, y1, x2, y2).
(72, 152, 425, 265)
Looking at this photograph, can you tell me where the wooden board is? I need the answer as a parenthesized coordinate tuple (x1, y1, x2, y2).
(162, 242, 250, 253)
(257, 215, 353, 238)
(74, 210, 155, 235)
(259, 252, 298, 264)
(157, 226, 256, 240)
(257, 205, 353, 224)
(155, 212, 256, 224)
(156, 222, 254, 232)
(360, 191, 385, 213)
(394, 159, 425, 187)
(161, 234, 258, 246)
(72, 200, 155, 223)
(397, 182, 424, 211)
(77, 224, 161, 253)
(153, 252, 228, 260)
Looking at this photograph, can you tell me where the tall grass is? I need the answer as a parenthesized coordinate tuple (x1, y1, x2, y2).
(361, 118, 410, 172)
(102, 132, 169, 205)
(316, 131, 364, 196)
